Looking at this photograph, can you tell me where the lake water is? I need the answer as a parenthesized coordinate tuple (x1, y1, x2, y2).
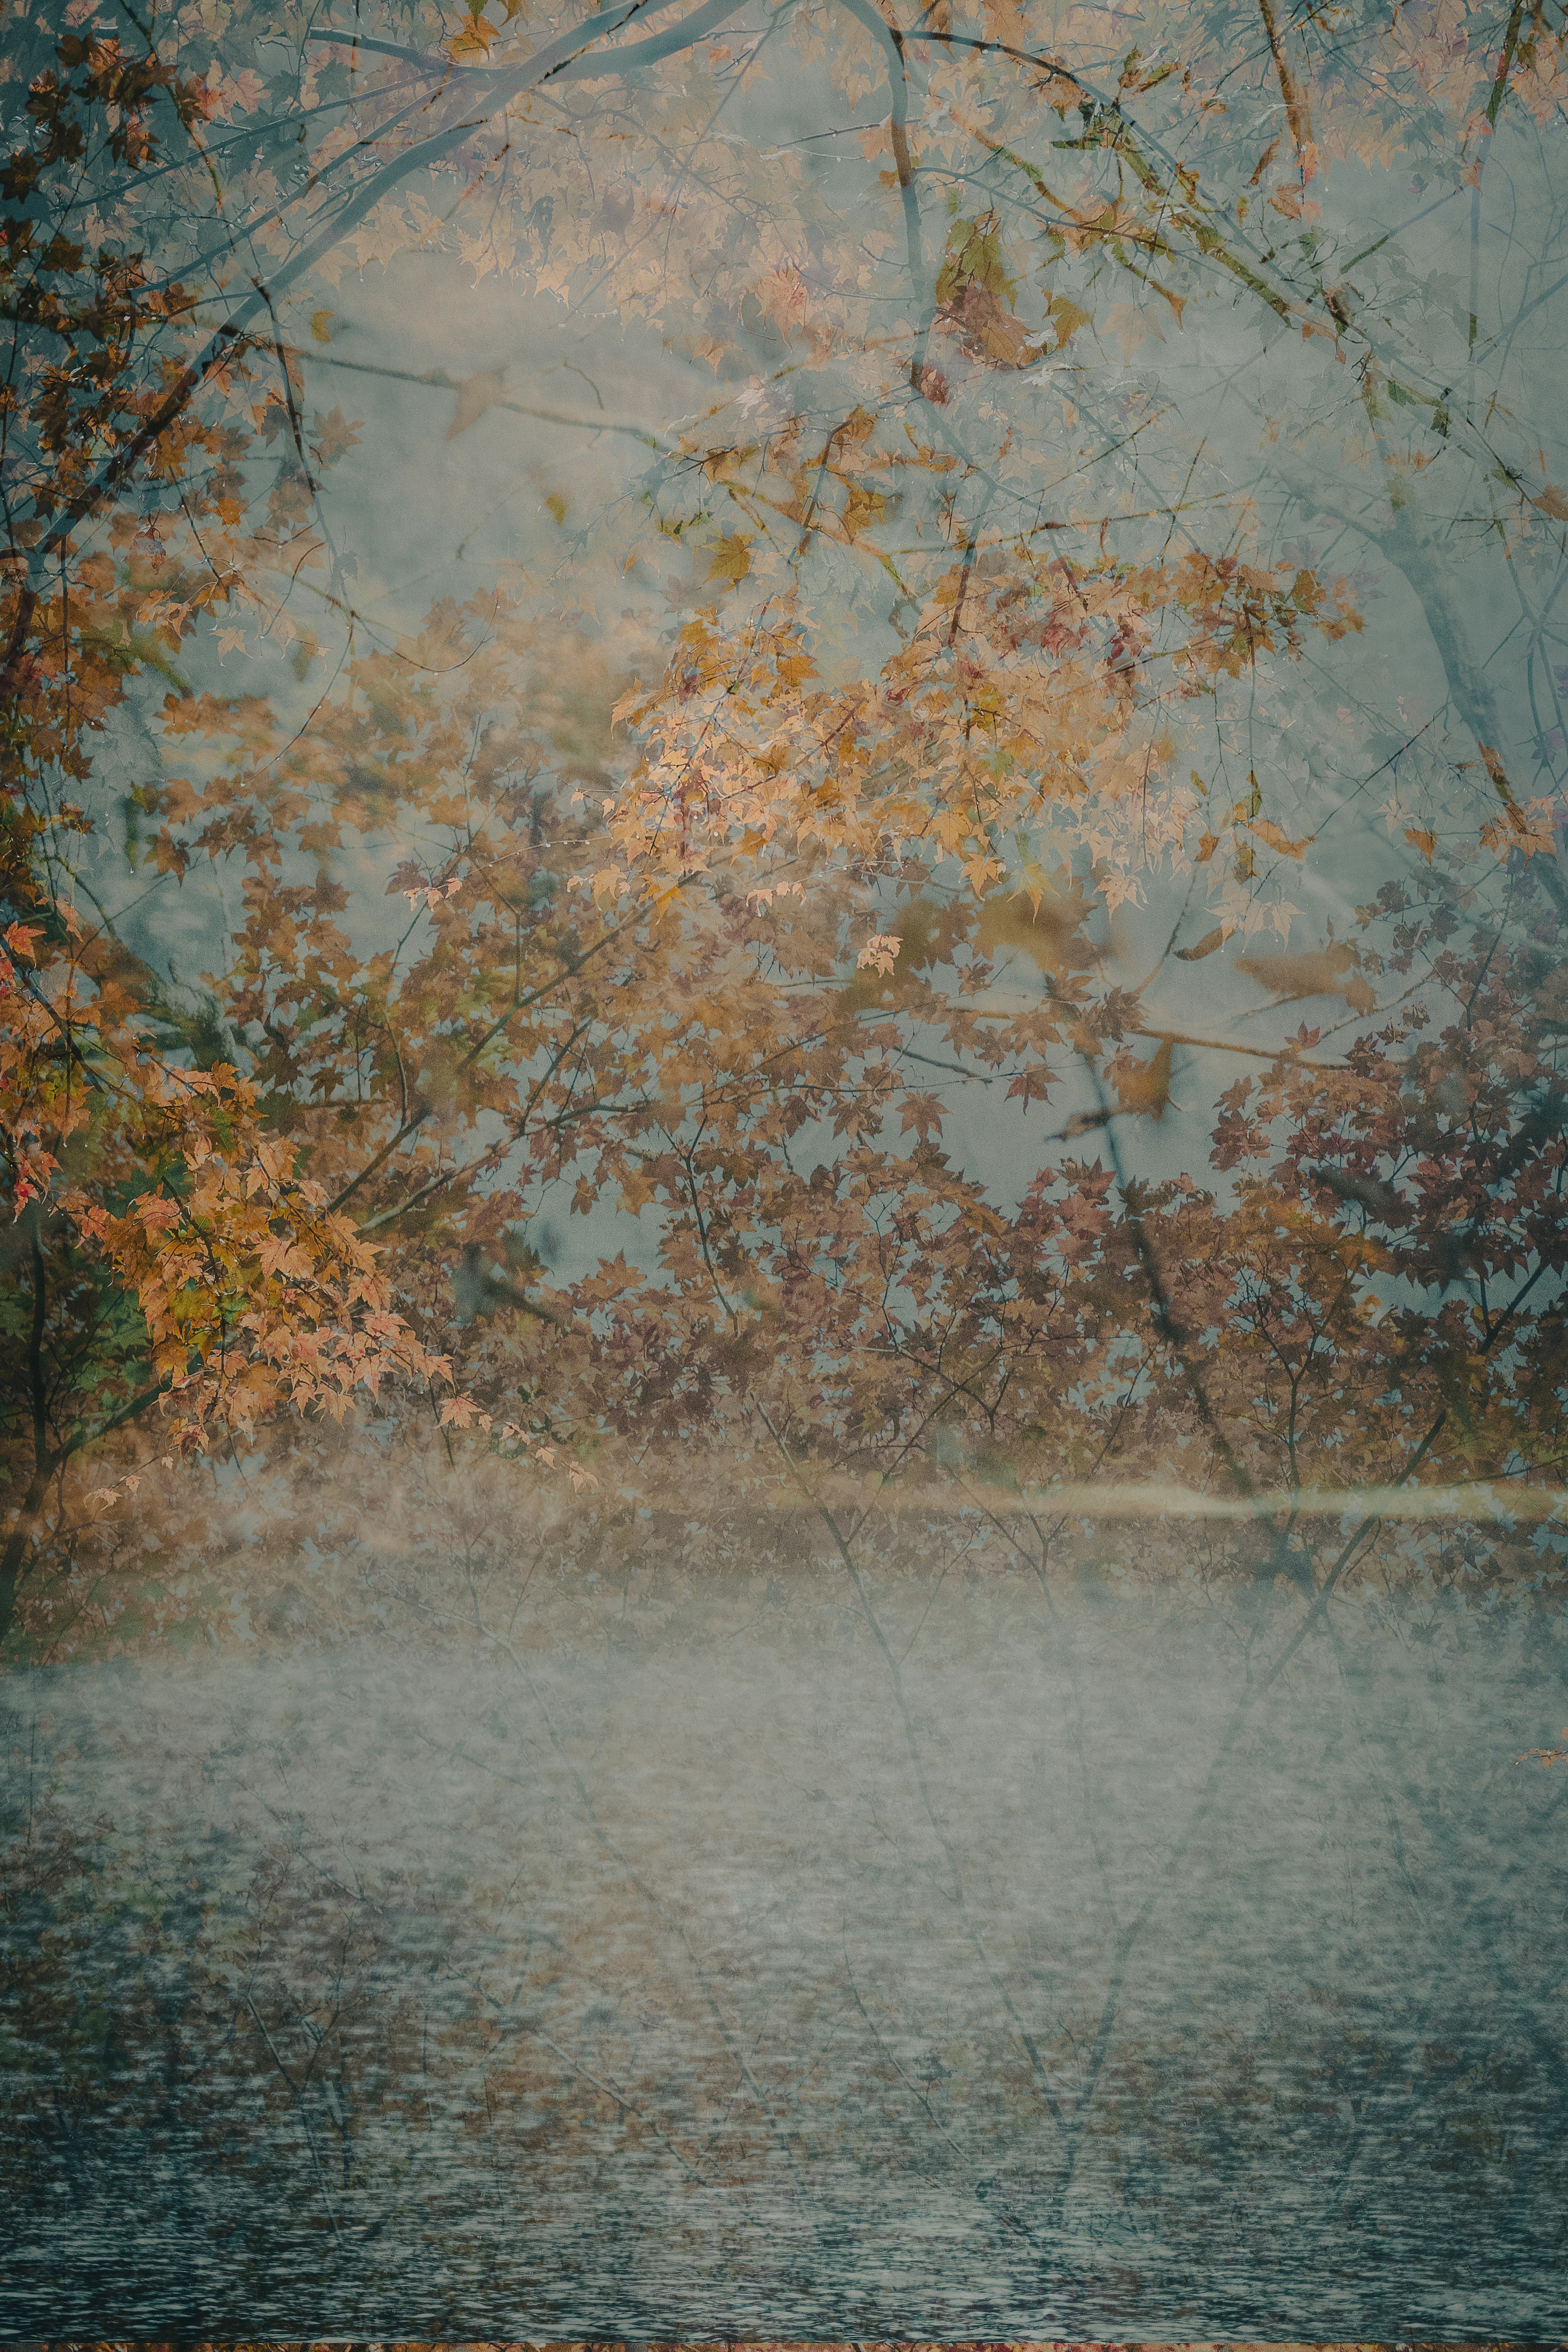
(3, 1557, 1566, 2336)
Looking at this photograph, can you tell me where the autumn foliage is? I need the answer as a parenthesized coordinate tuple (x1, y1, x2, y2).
(2, 0, 1568, 1652)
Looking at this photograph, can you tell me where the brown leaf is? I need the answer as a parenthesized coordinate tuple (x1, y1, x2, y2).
(1112, 1037, 1175, 1120)
(976, 881, 1091, 974)
(446, 368, 508, 441)
(310, 405, 362, 467)
(1235, 943, 1376, 1016)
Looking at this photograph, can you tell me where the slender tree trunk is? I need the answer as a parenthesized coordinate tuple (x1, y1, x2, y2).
(0, 1463, 49, 1651)
(1376, 488, 1568, 918)
(1281, 432, 1568, 920)
(0, 1210, 50, 1651)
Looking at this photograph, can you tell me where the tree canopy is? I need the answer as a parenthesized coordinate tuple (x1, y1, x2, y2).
(3, 0, 1568, 1650)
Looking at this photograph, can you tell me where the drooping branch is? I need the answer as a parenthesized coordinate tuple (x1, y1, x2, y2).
(1, 329, 259, 712)
(326, 877, 693, 1215)
(1485, 0, 1530, 126)
(294, 348, 670, 448)
(837, 0, 936, 395)
(4, 0, 771, 687)
(309, 0, 752, 82)
(1265, 427, 1568, 920)
(897, 24, 1299, 323)
(1256, 0, 1315, 179)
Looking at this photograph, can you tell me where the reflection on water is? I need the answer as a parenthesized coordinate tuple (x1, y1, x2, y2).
(3, 1559, 1566, 2335)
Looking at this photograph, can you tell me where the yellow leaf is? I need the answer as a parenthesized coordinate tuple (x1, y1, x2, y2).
(450, 13, 495, 60)
(1248, 815, 1315, 857)
(707, 533, 752, 584)
(1046, 293, 1094, 347)
(857, 932, 900, 975)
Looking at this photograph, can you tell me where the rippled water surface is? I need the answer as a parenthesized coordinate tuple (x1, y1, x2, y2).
(4, 1565, 1567, 2335)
